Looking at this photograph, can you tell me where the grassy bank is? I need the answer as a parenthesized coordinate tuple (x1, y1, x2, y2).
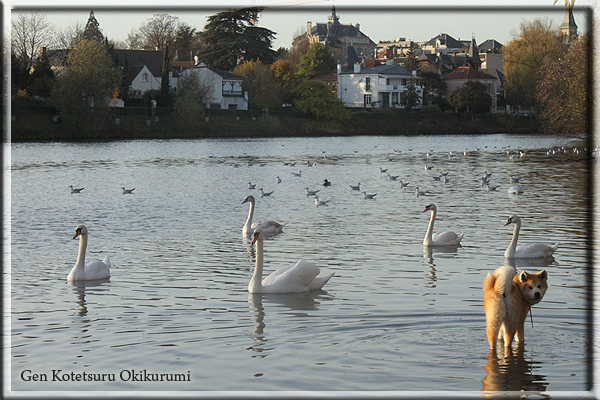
(10, 104, 540, 142)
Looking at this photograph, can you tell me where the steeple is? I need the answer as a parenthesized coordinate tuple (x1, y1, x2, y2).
(560, 6, 578, 43)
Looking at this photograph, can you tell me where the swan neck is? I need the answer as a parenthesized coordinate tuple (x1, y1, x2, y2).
(244, 200, 255, 230)
(507, 221, 521, 255)
(250, 238, 264, 292)
(75, 234, 87, 269)
(426, 209, 436, 240)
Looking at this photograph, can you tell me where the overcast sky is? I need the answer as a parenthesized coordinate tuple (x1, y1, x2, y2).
(8, 0, 593, 50)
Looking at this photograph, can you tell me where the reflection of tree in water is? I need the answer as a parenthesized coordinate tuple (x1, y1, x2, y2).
(481, 347, 549, 396)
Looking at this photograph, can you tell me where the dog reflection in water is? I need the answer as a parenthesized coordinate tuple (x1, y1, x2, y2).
(481, 346, 548, 394)
(483, 265, 548, 352)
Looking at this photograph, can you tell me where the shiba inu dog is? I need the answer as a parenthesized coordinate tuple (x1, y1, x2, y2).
(483, 265, 548, 351)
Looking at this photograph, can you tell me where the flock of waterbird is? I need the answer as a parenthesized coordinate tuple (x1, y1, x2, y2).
(67, 143, 577, 289)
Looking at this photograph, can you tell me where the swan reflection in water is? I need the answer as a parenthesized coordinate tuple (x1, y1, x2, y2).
(423, 245, 460, 287)
(246, 292, 330, 357)
(481, 347, 548, 396)
(68, 279, 110, 317)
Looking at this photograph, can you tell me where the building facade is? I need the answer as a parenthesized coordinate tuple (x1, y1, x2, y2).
(338, 60, 423, 109)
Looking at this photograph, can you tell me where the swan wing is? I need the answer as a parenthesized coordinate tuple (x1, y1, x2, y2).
(83, 258, 111, 280)
(262, 260, 321, 292)
(431, 231, 463, 245)
(514, 242, 559, 258)
(252, 220, 284, 234)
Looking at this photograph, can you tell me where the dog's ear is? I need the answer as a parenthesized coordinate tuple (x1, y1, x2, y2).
(519, 271, 529, 282)
(538, 270, 548, 281)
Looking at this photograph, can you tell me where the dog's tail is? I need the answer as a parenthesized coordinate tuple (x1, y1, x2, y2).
(483, 265, 516, 296)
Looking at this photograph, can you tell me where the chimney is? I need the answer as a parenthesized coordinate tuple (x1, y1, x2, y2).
(337, 62, 341, 74)
(354, 63, 361, 73)
(307, 21, 312, 34)
(355, 23, 360, 31)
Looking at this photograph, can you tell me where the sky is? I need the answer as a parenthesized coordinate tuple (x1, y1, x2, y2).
(7, 0, 593, 51)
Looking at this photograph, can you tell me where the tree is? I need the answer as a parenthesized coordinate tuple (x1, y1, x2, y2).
(174, 71, 212, 132)
(233, 60, 280, 111)
(293, 80, 350, 121)
(138, 13, 179, 52)
(296, 42, 337, 79)
(173, 24, 197, 61)
(198, 8, 276, 71)
(52, 39, 122, 134)
(11, 12, 55, 74)
(503, 18, 566, 109)
(536, 33, 589, 135)
(159, 45, 173, 106)
(83, 10, 104, 43)
(401, 42, 418, 73)
(29, 49, 55, 97)
(401, 78, 420, 110)
(448, 80, 492, 114)
(125, 29, 144, 50)
(271, 58, 297, 103)
(420, 71, 447, 106)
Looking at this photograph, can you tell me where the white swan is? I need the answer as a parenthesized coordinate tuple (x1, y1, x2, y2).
(249, 230, 334, 293)
(242, 195, 284, 236)
(422, 203, 465, 246)
(504, 215, 559, 258)
(68, 225, 111, 281)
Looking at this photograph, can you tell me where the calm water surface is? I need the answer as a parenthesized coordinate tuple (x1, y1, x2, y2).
(7, 135, 591, 395)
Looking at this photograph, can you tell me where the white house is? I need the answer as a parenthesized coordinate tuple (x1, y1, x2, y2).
(337, 60, 423, 109)
(114, 49, 177, 99)
(179, 61, 248, 110)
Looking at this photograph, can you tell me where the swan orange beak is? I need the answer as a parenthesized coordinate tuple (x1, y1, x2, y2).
(504, 221, 511, 226)
(251, 236, 257, 245)
(73, 232, 80, 239)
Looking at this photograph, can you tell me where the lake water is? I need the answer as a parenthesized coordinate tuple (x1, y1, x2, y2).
(6, 134, 592, 396)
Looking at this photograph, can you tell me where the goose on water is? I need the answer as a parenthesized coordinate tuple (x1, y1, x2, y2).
(70, 185, 84, 194)
(122, 187, 135, 194)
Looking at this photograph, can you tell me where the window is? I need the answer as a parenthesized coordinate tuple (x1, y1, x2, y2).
(142, 72, 149, 82)
(364, 94, 372, 108)
(365, 77, 371, 91)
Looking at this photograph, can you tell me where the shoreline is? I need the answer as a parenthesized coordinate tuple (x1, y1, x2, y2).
(9, 109, 542, 143)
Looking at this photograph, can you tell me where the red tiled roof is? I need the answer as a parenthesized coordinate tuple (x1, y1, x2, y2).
(445, 65, 496, 80)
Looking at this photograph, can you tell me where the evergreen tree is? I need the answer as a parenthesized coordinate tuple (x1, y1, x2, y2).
(83, 10, 104, 43)
(159, 45, 172, 106)
(296, 43, 337, 79)
(401, 42, 418, 73)
(199, 8, 276, 71)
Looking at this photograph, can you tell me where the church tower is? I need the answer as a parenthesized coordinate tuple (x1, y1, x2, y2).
(559, 6, 578, 44)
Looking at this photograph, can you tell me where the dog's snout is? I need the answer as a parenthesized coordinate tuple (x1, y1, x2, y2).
(534, 292, 541, 299)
